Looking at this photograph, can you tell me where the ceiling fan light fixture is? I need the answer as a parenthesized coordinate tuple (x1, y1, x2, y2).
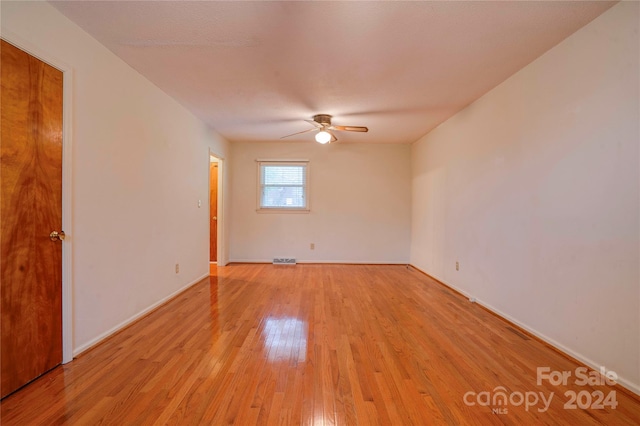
(280, 114, 367, 143)
(315, 130, 331, 144)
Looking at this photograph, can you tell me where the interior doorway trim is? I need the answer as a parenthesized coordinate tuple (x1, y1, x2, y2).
(1, 31, 74, 364)
(209, 149, 225, 266)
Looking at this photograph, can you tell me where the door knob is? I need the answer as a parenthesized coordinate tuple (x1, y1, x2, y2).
(212, 216, 217, 221)
(50, 230, 65, 241)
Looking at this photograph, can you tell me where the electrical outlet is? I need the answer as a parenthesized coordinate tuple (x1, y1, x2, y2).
(175, 263, 180, 274)
(310, 243, 315, 250)
(456, 261, 459, 271)
(198, 199, 202, 208)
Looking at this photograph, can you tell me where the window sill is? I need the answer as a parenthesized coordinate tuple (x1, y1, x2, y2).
(256, 208, 310, 214)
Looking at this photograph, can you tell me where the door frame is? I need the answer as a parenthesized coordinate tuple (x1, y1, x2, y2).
(209, 149, 225, 266)
(1, 31, 74, 364)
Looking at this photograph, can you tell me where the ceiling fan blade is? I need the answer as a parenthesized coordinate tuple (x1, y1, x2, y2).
(331, 125, 368, 132)
(305, 119, 324, 129)
(280, 127, 316, 139)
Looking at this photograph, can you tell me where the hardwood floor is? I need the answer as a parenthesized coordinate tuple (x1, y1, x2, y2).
(1, 264, 638, 425)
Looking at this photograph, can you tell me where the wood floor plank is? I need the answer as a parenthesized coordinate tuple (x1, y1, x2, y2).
(1, 264, 638, 425)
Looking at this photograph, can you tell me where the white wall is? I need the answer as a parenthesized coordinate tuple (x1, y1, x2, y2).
(1, 1, 230, 354)
(230, 142, 411, 263)
(411, 2, 639, 392)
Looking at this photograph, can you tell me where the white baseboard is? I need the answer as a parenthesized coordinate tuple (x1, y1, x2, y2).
(228, 259, 409, 265)
(409, 265, 640, 396)
(476, 297, 640, 396)
(73, 273, 209, 357)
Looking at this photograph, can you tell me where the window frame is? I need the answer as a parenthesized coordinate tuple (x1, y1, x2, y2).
(256, 160, 310, 213)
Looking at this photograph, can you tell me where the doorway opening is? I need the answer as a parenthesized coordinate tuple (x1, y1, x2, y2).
(209, 152, 223, 274)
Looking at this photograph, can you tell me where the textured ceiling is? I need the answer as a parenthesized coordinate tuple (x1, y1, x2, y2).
(51, 1, 615, 144)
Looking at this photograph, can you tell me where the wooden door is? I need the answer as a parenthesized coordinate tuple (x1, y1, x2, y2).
(209, 162, 218, 262)
(1, 40, 64, 398)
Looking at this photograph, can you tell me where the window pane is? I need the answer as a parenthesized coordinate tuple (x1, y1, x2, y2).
(261, 186, 305, 208)
(258, 163, 308, 210)
(262, 166, 305, 185)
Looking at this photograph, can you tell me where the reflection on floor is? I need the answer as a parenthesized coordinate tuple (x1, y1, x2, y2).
(263, 317, 307, 363)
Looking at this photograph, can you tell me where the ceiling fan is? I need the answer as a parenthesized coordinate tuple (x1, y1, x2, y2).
(280, 114, 368, 144)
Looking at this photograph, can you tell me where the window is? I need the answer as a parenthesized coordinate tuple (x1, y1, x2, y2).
(257, 161, 309, 212)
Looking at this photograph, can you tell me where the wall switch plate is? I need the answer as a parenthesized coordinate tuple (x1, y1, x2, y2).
(310, 243, 315, 250)
(456, 261, 459, 271)
(198, 200, 202, 208)
(175, 263, 180, 274)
